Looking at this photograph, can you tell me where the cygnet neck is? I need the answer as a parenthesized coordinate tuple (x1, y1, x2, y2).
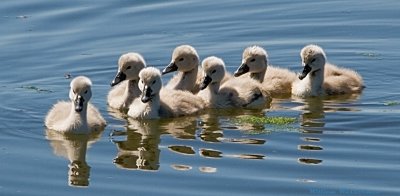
(68, 102, 88, 133)
(177, 67, 198, 90)
(308, 66, 325, 96)
(250, 66, 266, 83)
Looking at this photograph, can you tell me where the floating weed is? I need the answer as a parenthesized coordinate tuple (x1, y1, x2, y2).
(235, 115, 297, 125)
(357, 52, 383, 60)
(64, 73, 72, 79)
(384, 101, 400, 106)
(19, 85, 53, 93)
(232, 115, 299, 134)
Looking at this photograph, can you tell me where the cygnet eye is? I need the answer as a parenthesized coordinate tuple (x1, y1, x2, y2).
(126, 66, 132, 70)
(178, 58, 184, 62)
(211, 70, 216, 74)
(152, 80, 156, 84)
(73, 90, 76, 94)
(250, 58, 256, 62)
(310, 58, 316, 63)
(84, 90, 88, 94)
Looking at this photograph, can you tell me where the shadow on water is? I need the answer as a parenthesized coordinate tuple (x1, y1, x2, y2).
(45, 128, 104, 187)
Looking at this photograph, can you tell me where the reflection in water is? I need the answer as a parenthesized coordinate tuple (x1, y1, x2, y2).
(199, 148, 222, 158)
(199, 166, 217, 173)
(293, 98, 325, 166)
(161, 109, 269, 171)
(111, 119, 161, 171)
(45, 128, 103, 187)
(219, 138, 266, 145)
(199, 109, 269, 142)
(298, 158, 323, 165)
(294, 98, 326, 129)
(110, 117, 201, 172)
(298, 145, 323, 151)
(168, 145, 196, 155)
(294, 96, 361, 130)
(198, 111, 224, 143)
(110, 96, 363, 172)
(170, 164, 218, 173)
(199, 108, 267, 140)
(199, 130, 223, 143)
(109, 108, 282, 173)
(294, 96, 360, 166)
(302, 137, 320, 142)
(171, 164, 192, 171)
(198, 110, 267, 161)
(160, 116, 198, 140)
(107, 106, 128, 121)
(228, 154, 265, 160)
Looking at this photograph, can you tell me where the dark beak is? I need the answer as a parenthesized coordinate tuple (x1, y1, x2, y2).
(298, 64, 312, 80)
(162, 62, 178, 75)
(141, 86, 153, 103)
(111, 71, 126, 87)
(74, 95, 85, 112)
(234, 63, 250, 77)
(199, 75, 212, 90)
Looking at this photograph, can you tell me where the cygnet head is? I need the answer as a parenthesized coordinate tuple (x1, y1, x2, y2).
(111, 53, 146, 86)
(162, 45, 199, 75)
(234, 45, 268, 77)
(69, 76, 92, 112)
(138, 67, 163, 103)
(298, 44, 327, 80)
(199, 56, 226, 90)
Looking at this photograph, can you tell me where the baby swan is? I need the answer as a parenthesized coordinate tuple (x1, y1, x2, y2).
(292, 44, 364, 97)
(162, 45, 202, 94)
(128, 67, 205, 119)
(107, 53, 146, 112)
(199, 56, 271, 108)
(45, 76, 106, 133)
(234, 45, 297, 97)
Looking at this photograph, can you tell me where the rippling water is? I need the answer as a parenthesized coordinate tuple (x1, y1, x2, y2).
(0, 0, 399, 195)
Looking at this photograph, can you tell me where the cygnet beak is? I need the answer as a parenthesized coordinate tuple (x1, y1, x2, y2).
(234, 63, 249, 77)
(298, 64, 312, 80)
(199, 75, 212, 90)
(162, 62, 178, 75)
(74, 95, 85, 112)
(141, 86, 153, 103)
(111, 71, 126, 87)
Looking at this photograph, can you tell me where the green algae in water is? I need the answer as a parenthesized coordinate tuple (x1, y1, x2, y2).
(384, 101, 400, 106)
(357, 52, 383, 60)
(233, 115, 298, 134)
(235, 115, 297, 125)
(19, 85, 53, 93)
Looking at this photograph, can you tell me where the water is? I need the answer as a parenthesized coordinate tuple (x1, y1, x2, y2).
(1, 0, 399, 195)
